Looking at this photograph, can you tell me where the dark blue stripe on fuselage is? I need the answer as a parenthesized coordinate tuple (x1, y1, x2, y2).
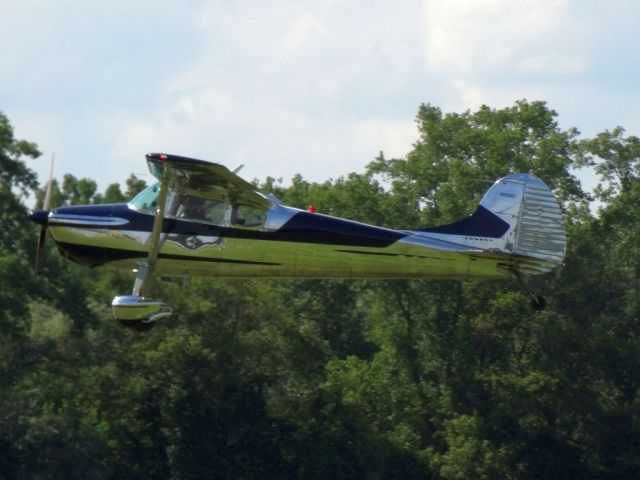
(51, 205, 406, 248)
(413, 205, 509, 238)
(275, 211, 405, 247)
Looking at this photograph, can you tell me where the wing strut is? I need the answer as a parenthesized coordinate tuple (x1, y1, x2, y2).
(112, 167, 173, 330)
(132, 170, 170, 296)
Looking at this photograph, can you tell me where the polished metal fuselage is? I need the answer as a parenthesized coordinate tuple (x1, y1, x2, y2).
(47, 202, 525, 280)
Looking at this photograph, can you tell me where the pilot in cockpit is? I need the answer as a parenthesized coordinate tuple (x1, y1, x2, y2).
(182, 196, 207, 220)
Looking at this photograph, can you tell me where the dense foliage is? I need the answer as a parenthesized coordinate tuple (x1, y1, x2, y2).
(1, 101, 639, 479)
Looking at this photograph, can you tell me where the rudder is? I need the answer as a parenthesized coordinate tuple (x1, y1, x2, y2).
(479, 173, 566, 272)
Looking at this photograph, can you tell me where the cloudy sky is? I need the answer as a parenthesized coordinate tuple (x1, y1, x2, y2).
(2, 0, 640, 194)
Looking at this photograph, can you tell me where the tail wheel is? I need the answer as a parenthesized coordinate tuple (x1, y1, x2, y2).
(530, 294, 546, 311)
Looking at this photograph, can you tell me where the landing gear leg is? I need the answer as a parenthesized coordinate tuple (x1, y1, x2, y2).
(132, 261, 151, 297)
(112, 169, 173, 330)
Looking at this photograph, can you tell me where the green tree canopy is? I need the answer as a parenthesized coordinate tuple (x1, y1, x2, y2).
(2, 103, 640, 478)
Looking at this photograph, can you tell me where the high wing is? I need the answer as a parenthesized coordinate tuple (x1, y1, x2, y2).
(146, 153, 271, 209)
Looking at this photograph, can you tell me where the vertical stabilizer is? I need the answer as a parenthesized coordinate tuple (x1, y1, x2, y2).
(413, 173, 566, 274)
(479, 173, 566, 272)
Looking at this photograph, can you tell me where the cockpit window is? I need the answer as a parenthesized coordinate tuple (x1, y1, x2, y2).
(179, 195, 227, 225)
(128, 182, 160, 213)
(129, 186, 267, 229)
(231, 203, 266, 228)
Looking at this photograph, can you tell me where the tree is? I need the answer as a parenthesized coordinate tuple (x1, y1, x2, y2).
(581, 126, 640, 199)
(95, 182, 126, 204)
(0, 112, 40, 195)
(5, 102, 640, 478)
(0, 112, 40, 251)
(0, 112, 41, 334)
(125, 174, 147, 199)
(368, 100, 584, 227)
(316, 101, 593, 478)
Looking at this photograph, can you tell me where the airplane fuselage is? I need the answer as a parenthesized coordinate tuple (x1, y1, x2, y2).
(45, 202, 518, 280)
(29, 153, 566, 327)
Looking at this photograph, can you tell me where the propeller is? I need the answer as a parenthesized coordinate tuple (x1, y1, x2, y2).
(31, 154, 54, 274)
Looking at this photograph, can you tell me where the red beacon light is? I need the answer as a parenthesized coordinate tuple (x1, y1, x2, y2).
(307, 204, 317, 213)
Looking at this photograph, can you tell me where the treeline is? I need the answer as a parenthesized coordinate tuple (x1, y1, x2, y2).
(1, 101, 639, 479)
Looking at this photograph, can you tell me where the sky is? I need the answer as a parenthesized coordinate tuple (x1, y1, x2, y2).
(2, 0, 640, 198)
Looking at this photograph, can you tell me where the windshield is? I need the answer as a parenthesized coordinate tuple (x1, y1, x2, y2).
(128, 182, 160, 213)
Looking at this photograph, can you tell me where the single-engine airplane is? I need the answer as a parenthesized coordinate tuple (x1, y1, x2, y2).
(29, 153, 566, 330)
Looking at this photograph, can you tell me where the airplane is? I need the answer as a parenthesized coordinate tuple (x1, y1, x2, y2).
(29, 153, 566, 331)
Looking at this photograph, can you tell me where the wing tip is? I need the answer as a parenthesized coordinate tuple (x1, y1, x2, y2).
(146, 152, 215, 167)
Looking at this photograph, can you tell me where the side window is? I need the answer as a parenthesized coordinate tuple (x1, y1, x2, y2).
(205, 199, 226, 225)
(231, 203, 266, 228)
(180, 195, 226, 225)
(128, 182, 160, 213)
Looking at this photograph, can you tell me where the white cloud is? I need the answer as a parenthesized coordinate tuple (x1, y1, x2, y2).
(108, 1, 426, 183)
(421, 0, 588, 112)
(284, 14, 329, 49)
(7, 0, 640, 195)
(415, 0, 640, 149)
(518, 54, 586, 75)
(354, 119, 418, 160)
(110, 93, 417, 183)
(422, 0, 578, 72)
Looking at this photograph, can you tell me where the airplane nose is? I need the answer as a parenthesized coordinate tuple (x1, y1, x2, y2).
(29, 209, 50, 226)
